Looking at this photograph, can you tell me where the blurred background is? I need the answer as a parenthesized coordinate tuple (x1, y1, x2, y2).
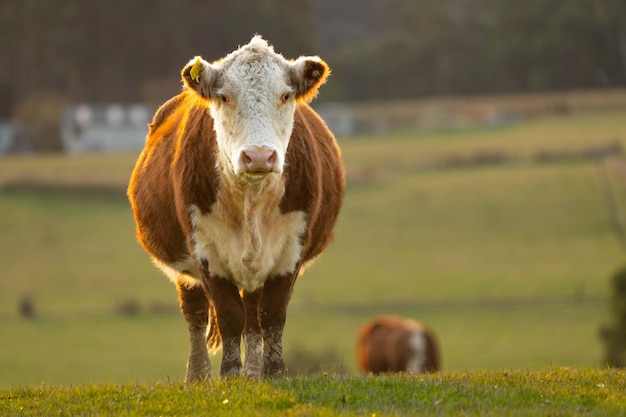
(2, 0, 626, 386)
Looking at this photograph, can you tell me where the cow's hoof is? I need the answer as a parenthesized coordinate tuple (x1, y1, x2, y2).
(185, 358, 212, 383)
(185, 370, 211, 383)
(219, 363, 243, 378)
(262, 362, 287, 378)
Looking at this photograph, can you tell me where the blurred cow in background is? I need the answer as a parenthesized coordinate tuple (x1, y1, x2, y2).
(356, 315, 440, 375)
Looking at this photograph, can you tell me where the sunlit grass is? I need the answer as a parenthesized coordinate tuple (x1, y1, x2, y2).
(2, 368, 625, 416)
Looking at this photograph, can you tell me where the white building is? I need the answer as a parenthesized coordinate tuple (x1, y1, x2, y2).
(0, 121, 31, 155)
(61, 104, 151, 153)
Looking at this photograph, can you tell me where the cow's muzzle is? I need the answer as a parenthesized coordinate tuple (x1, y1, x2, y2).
(236, 145, 279, 184)
(240, 146, 278, 173)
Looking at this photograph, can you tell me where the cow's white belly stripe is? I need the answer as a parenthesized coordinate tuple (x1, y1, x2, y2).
(189, 204, 306, 292)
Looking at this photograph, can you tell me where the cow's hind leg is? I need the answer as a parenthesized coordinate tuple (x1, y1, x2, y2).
(260, 273, 296, 377)
(242, 289, 263, 378)
(205, 275, 244, 377)
(177, 280, 211, 382)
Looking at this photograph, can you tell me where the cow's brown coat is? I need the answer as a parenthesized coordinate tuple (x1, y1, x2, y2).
(356, 315, 441, 375)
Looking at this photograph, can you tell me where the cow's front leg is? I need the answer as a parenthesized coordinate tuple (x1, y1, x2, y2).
(176, 280, 211, 382)
(242, 289, 263, 378)
(205, 275, 244, 377)
(260, 273, 297, 377)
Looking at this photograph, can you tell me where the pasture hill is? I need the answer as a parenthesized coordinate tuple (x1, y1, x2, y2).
(1, 93, 626, 415)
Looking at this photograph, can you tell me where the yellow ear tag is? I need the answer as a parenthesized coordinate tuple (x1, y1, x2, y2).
(190, 58, 202, 83)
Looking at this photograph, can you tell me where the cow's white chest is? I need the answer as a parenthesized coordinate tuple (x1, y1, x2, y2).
(189, 199, 306, 292)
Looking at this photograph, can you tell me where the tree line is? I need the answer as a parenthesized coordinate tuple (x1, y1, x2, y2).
(321, 0, 626, 101)
(1, 0, 625, 118)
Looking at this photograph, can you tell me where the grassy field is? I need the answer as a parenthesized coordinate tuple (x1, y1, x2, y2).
(1, 108, 626, 387)
(2, 368, 625, 416)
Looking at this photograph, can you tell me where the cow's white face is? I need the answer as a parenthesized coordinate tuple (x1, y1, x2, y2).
(182, 36, 329, 183)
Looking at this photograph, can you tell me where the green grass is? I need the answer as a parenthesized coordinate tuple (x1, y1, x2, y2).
(2, 368, 625, 416)
(339, 109, 626, 173)
(0, 314, 188, 386)
(1, 109, 625, 387)
(0, 187, 172, 312)
(285, 301, 609, 373)
(299, 162, 619, 306)
(0, 300, 608, 387)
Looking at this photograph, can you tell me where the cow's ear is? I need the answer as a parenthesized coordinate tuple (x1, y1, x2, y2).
(181, 56, 219, 99)
(289, 56, 330, 103)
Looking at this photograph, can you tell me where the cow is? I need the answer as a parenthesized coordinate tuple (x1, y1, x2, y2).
(356, 315, 440, 375)
(127, 36, 345, 381)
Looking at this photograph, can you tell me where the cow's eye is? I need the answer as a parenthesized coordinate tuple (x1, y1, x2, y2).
(220, 94, 229, 103)
(281, 92, 290, 102)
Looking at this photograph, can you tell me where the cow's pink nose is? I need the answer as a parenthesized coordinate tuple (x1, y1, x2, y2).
(241, 146, 277, 173)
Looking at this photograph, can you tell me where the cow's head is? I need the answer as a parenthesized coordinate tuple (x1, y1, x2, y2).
(182, 36, 329, 183)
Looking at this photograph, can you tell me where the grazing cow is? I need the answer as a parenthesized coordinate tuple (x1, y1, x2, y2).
(356, 315, 440, 375)
(127, 36, 345, 381)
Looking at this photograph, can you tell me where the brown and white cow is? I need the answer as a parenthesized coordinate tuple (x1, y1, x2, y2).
(356, 315, 440, 375)
(127, 36, 345, 381)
